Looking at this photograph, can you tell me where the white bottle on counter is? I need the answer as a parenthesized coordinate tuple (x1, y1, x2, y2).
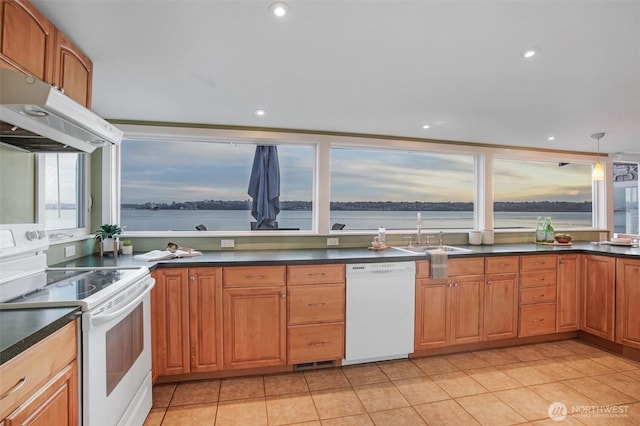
(377, 226, 386, 246)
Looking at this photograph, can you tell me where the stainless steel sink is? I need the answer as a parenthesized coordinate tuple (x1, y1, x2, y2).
(393, 245, 474, 255)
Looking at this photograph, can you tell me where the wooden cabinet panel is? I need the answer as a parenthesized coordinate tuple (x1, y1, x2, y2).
(53, 31, 92, 108)
(519, 303, 556, 337)
(557, 254, 581, 332)
(485, 256, 519, 274)
(450, 274, 484, 345)
(150, 271, 159, 384)
(416, 260, 430, 278)
(0, 0, 54, 81)
(223, 266, 286, 287)
(223, 285, 287, 369)
(582, 255, 616, 341)
(521, 255, 557, 271)
(616, 258, 640, 349)
(287, 323, 344, 365)
(520, 285, 557, 305)
(189, 268, 223, 373)
(484, 273, 518, 340)
(415, 278, 449, 349)
(288, 284, 345, 325)
(287, 264, 345, 285)
(520, 270, 557, 288)
(448, 258, 484, 276)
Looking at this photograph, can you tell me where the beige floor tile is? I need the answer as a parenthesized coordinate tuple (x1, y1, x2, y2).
(305, 368, 351, 391)
(170, 379, 220, 406)
(456, 393, 527, 426)
(465, 366, 522, 392)
(531, 342, 576, 358)
(142, 407, 165, 425)
(412, 355, 460, 375)
(555, 339, 602, 355)
(531, 414, 587, 425)
(414, 399, 481, 425)
(444, 352, 492, 370)
(311, 388, 367, 419)
(430, 371, 488, 398)
(264, 372, 309, 396)
(494, 387, 553, 421)
(218, 376, 265, 401)
(376, 359, 424, 380)
(502, 344, 548, 362)
(343, 364, 389, 386)
(353, 381, 410, 412)
(563, 376, 637, 406)
(589, 353, 640, 372)
(559, 355, 616, 376)
(320, 414, 373, 425)
(529, 382, 598, 410)
(394, 376, 451, 405)
(594, 372, 640, 400)
(161, 402, 217, 426)
(369, 407, 427, 425)
(151, 383, 175, 408)
(473, 348, 520, 366)
(497, 362, 555, 386)
(526, 358, 586, 380)
(624, 369, 640, 381)
(266, 392, 318, 425)
(290, 422, 321, 426)
(215, 398, 267, 426)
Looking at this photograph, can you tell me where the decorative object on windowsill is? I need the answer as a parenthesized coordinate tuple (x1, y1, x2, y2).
(94, 224, 122, 256)
(591, 132, 605, 181)
(121, 239, 133, 255)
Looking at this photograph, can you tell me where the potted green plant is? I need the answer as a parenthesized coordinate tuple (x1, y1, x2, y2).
(121, 239, 133, 255)
(94, 224, 122, 254)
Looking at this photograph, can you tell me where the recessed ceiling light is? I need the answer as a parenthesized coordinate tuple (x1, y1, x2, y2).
(522, 47, 540, 59)
(269, 2, 289, 18)
(547, 136, 555, 141)
(253, 108, 267, 116)
(422, 124, 431, 129)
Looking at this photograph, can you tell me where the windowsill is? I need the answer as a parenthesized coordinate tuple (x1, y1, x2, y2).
(48, 233, 92, 245)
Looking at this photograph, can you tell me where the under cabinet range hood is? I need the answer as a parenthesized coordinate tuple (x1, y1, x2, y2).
(0, 69, 123, 153)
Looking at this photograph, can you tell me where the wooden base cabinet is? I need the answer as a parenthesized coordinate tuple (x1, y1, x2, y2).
(484, 256, 519, 341)
(519, 255, 557, 337)
(616, 258, 640, 349)
(581, 255, 616, 341)
(557, 254, 581, 332)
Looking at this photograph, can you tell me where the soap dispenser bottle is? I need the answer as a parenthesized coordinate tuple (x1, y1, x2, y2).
(378, 225, 386, 246)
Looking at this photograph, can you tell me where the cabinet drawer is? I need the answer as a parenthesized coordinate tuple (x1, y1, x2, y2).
(520, 255, 557, 271)
(288, 284, 345, 325)
(288, 323, 344, 364)
(416, 261, 430, 278)
(448, 258, 484, 276)
(0, 321, 76, 419)
(520, 270, 557, 288)
(486, 256, 519, 273)
(520, 285, 557, 305)
(287, 264, 345, 285)
(519, 303, 556, 337)
(223, 266, 286, 287)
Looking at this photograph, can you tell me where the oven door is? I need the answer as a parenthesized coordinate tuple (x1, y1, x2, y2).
(82, 275, 155, 426)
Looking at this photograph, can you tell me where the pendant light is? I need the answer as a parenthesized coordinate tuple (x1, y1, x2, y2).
(591, 132, 605, 181)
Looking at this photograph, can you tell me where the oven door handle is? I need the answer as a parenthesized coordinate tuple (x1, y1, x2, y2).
(90, 277, 155, 326)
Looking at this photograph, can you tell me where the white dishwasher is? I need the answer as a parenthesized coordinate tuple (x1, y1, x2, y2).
(343, 261, 416, 366)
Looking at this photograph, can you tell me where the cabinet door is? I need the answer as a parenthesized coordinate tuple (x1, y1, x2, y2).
(0, 0, 54, 81)
(450, 275, 484, 345)
(557, 254, 581, 332)
(155, 268, 190, 375)
(53, 31, 92, 108)
(414, 278, 449, 349)
(150, 272, 159, 384)
(616, 258, 640, 349)
(189, 268, 223, 373)
(3, 361, 78, 426)
(581, 255, 616, 341)
(484, 273, 518, 340)
(223, 286, 287, 369)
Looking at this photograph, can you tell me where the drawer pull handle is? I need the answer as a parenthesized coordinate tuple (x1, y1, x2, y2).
(498, 264, 510, 267)
(308, 302, 326, 307)
(533, 294, 546, 298)
(534, 278, 545, 281)
(531, 318, 545, 322)
(309, 342, 326, 346)
(247, 275, 265, 280)
(308, 273, 326, 277)
(0, 376, 27, 400)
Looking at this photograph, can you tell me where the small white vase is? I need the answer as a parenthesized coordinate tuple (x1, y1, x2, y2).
(121, 245, 133, 255)
(102, 237, 116, 253)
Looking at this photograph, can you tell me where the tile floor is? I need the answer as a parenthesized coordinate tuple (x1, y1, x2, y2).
(144, 339, 640, 425)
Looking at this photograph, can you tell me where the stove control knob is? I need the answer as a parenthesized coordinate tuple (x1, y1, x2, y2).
(37, 230, 47, 239)
(26, 230, 38, 240)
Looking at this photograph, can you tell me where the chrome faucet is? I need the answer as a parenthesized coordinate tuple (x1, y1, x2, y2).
(416, 212, 422, 245)
(439, 231, 444, 247)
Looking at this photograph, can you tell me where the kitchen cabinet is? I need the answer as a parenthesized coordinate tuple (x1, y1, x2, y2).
(286, 264, 345, 365)
(519, 255, 557, 337)
(415, 258, 484, 349)
(616, 258, 640, 349)
(153, 267, 223, 377)
(581, 255, 616, 341)
(1, 321, 78, 425)
(484, 256, 519, 340)
(0, 0, 54, 82)
(53, 31, 93, 108)
(557, 254, 581, 332)
(222, 266, 287, 370)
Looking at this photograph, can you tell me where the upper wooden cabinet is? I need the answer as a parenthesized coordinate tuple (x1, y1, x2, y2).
(0, 0, 93, 108)
(581, 255, 616, 341)
(616, 257, 640, 349)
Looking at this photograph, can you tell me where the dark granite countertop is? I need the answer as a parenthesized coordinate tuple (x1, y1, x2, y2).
(0, 307, 80, 365)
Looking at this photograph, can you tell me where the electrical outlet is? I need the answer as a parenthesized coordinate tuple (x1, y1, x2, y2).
(220, 239, 235, 248)
(326, 237, 339, 246)
(64, 246, 76, 258)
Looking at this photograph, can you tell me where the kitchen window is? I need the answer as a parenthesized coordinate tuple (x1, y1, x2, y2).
(119, 139, 314, 232)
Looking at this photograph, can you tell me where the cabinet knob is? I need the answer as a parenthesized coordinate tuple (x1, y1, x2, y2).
(280, 293, 286, 299)
(486, 281, 492, 285)
(189, 276, 195, 281)
(559, 260, 565, 264)
(454, 283, 459, 287)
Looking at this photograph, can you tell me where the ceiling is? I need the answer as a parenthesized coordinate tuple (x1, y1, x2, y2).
(33, 0, 640, 156)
